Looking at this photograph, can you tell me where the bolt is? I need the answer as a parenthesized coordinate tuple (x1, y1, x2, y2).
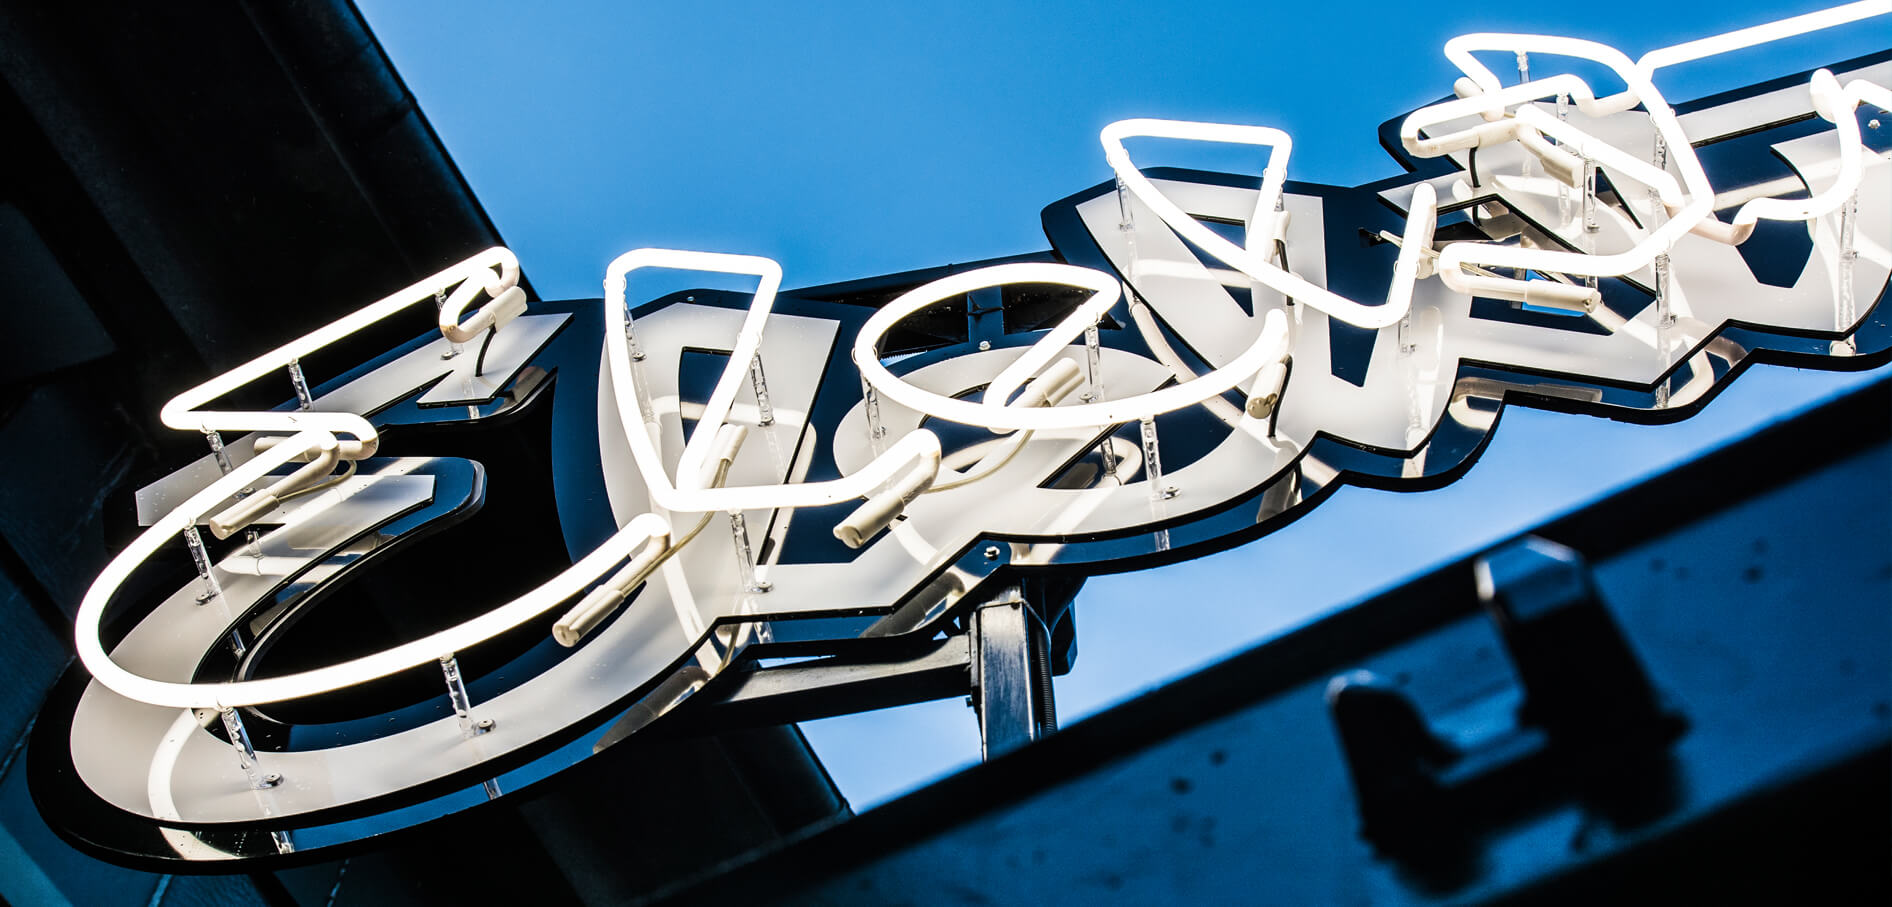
(978, 340, 992, 351)
(1162, 486, 1179, 500)
(984, 546, 1001, 560)
(261, 772, 283, 788)
(476, 718, 495, 733)
(1870, 118, 1881, 130)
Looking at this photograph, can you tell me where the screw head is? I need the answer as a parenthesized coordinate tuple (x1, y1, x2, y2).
(977, 340, 992, 351)
(476, 718, 496, 732)
(260, 772, 283, 788)
(983, 546, 1001, 560)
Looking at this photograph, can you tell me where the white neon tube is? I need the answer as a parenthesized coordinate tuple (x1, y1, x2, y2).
(1101, 118, 1437, 330)
(552, 531, 672, 647)
(1413, 35, 1716, 289)
(73, 426, 677, 709)
(160, 248, 522, 460)
(1636, 0, 1890, 75)
(1421, 68, 1884, 244)
(440, 285, 529, 345)
(1733, 71, 1884, 228)
(1401, 76, 1656, 160)
(437, 253, 523, 342)
(603, 248, 940, 514)
(976, 264, 1120, 419)
(206, 435, 341, 539)
(834, 450, 941, 548)
(1404, 91, 1686, 210)
(1122, 289, 1249, 428)
(854, 262, 1293, 430)
(1412, 7, 1889, 277)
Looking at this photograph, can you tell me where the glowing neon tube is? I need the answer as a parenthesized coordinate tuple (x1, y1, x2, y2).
(1101, 118, 1439, 330)
(1413, 35, 1714, 289)
(1732, 71, 1884, 228)
(853, 262, 1294, 430)
(603, 248, 941, 514)
(437, 252, 523, 342)
(1636, 1, 1890, 75)
(73, 427, 677, 708)
(160, 248, 522, 460)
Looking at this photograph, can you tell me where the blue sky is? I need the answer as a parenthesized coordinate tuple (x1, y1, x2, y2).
(357, 0, 1888, 809)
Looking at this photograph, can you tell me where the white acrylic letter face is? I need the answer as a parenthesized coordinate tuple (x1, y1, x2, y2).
(41, 3, 1892, 867)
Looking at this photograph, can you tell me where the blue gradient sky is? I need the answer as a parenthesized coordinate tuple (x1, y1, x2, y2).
(356, 0, 1888, 809)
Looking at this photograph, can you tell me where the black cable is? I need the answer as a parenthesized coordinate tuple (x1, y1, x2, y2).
(1275, 239, 1296, 306)
(1467, 146, 1484, 228)
(474, 325, 497, 378)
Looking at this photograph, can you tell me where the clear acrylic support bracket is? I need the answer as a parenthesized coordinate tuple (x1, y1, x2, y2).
(749, 354, 775, 426)
(436, 289, 464, 360)
(287, 359, 314, 412)
(219, 707, 280, 790)
(1140, 417, 1176, 502)
(1083, 321, 1119, 477)
(1836, 191, 1859, 355)
(861, 376, 886, 456)
(183, 525, 222, 605)
(439, 653, 492, 739)
(203, 429, 234, 475)
(728, 511, 771, 594)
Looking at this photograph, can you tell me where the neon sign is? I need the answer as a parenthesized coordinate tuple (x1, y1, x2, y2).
(33, 3, 1891, 866)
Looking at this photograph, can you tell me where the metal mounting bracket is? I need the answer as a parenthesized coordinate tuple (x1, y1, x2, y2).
(613, 585, 1064, 761)
(971, 586, 1058, 759)
(1327, 535, 1687, 859)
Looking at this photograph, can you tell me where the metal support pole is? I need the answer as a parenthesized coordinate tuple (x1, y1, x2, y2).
(971, 587, 1056, 760)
